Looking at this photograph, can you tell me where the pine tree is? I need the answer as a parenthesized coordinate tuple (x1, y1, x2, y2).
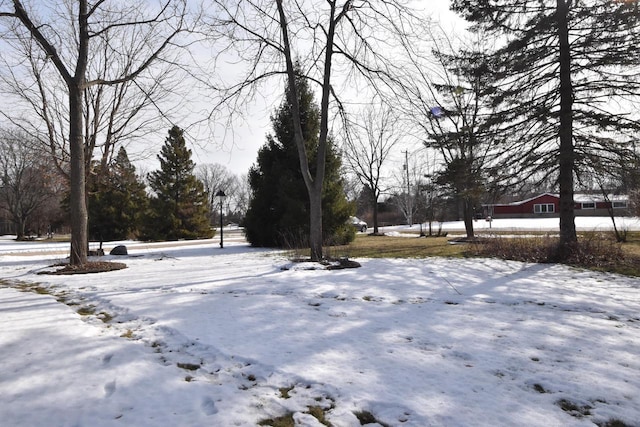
(451, 0, 640, 255)
(88, 146, 149, 242)
(244, 71, 354, 248)
(143, 126, 213, 241)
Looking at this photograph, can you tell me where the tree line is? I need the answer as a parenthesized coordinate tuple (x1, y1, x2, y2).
(0, 125, 248, 242)
(2, 0, 640, 263)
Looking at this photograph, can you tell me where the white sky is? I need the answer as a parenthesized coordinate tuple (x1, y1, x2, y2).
(176, 0, 466, 178)
(0, 0, 464, 179)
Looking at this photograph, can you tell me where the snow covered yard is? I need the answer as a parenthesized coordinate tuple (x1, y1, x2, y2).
(1, 236, 640, 427)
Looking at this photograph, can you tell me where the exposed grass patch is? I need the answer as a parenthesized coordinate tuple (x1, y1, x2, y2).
(32, 285, 51, 295)
(306, 405, 332, 426)
(7, 281, 116, 322)
(596, 419, 634, 427)
(258, 405, 333, 427)
(556, 398, 592, 418)
(334, 234, 465, 259)
(258, 413, 294, 427)
(176, 362, 200, 371)
(620, 231, 640, 258)
(12, 282, 76, 306)
(76, 306, 96, 316)
(279, 385, 294, 399)
(260, 389, 335, 426)
(120, 329, 134, 339)
(12, 282, 53, 296)
(354, 410, 390, 427)
(532, 383, 547, 393)
(97, 311, 113, 323)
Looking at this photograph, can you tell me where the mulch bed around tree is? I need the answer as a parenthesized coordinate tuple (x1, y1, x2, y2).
(39, 261, 127, 275)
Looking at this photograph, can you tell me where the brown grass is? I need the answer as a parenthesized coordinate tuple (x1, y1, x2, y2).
(326, 234, 464, 259)
(329, 231, 640, 277)
(470, 232, 640, 276)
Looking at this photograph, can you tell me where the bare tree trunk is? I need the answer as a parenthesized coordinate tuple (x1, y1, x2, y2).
(557, 0, 577, 256)
(69, 87, 88, 265)
(309, 188, 323, 261)
(372, 190, 379, 234)
(463, 197, 475, 239)
(16, 219, 26, 240)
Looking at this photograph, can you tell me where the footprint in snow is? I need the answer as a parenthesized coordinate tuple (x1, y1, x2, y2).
(104, 380, 116, 398)
(102, 354, 113, 365)
(201, 397, 218, 415)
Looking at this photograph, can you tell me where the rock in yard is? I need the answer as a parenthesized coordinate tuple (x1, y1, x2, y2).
(110, 245, 128, 256)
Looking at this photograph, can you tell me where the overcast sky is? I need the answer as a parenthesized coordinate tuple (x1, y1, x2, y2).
(0, 0, 464, 181)
(177, 0, 466, 178)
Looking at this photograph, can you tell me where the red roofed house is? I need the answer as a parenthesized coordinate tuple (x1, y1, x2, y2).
(483, 193, 631, 219)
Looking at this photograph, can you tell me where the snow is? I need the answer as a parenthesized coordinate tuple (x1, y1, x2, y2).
(437, 215, 640, 233)
(1, 218, 640, 426)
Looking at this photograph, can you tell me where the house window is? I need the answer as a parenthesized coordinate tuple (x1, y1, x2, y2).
(534, 203, 555, 213)
(581, 202, 596, 209)
(613, 201, 627, 209)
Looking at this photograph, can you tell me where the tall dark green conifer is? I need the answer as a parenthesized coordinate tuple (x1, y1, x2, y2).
(143, 126, 213, 241)
(451, 0, 640, 255)
(244, 71, 354, 248)
(88, 146, 148, 241)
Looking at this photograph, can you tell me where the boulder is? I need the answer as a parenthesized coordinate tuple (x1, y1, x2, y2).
(109, 245, 128, 256)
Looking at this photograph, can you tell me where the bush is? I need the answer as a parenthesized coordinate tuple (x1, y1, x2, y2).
(327, 223, 356, 246)
(474, 233, 638, 272)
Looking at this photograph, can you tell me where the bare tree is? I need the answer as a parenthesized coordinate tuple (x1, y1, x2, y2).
(390, 150, 427, 227)
(230, 174, 251, 222)
(397, 30, 506, 239)
(196, 164, 251, 225)
(198, 163, 235, 199)
(0, 31, 184, 176)
(0, 0, 191, 265)
(197, 162, 236, 222)
(208, 0, 425, 260)
(343, 104, 403, 234)
(0, 128, 59, 239)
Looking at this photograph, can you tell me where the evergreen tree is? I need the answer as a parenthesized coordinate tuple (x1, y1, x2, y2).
(143, 126, 213, 241)
(244, 71, 354, 248)
(88, 146, 149, 242)
(450, 0, 640, 255)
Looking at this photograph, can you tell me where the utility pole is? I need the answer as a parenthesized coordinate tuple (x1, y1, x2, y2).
(403, 150, 412, 225)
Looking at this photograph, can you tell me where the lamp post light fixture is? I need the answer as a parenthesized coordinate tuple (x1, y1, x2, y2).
(215, 190, 226, 248)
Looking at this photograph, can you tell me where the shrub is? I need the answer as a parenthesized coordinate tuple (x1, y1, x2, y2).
(474, 233, 639, 273)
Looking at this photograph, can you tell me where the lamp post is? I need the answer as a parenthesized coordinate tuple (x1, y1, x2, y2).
(215, 190, 226, 248)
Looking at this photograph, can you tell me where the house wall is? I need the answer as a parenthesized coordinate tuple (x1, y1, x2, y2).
(489, 194, 559, 218)
(486, 194, 631, 219)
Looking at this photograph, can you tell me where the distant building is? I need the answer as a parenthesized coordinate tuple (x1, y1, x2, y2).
(483, 193, 631, 218)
